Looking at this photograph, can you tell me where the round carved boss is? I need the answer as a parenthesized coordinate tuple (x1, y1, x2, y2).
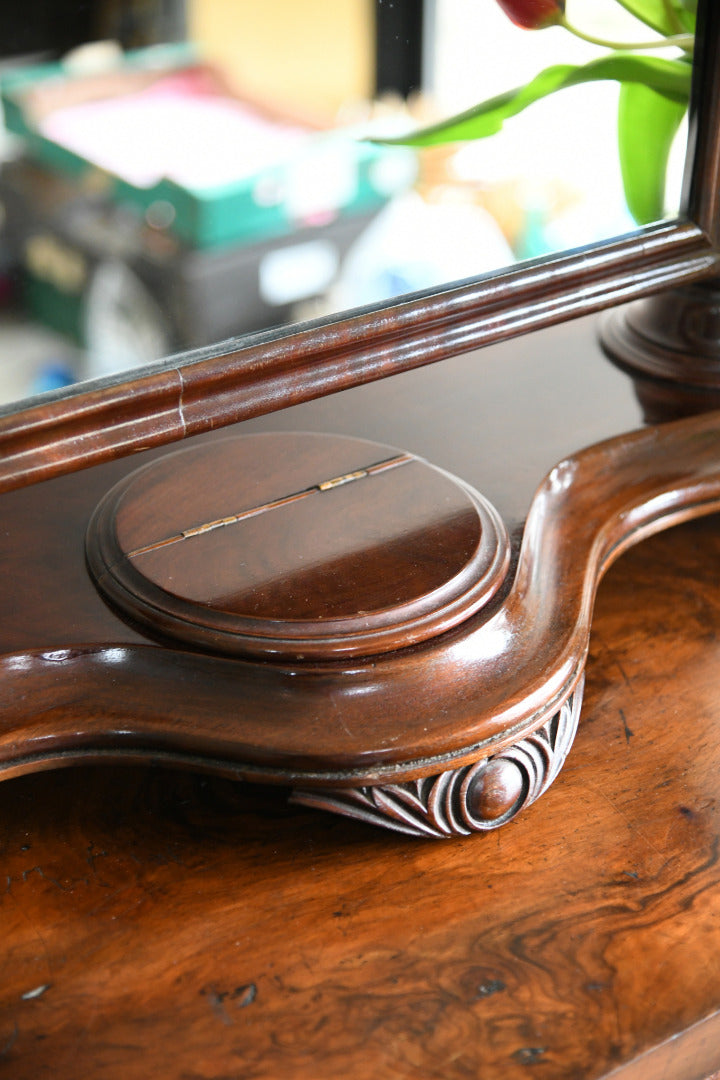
(86, 433, 510, 660)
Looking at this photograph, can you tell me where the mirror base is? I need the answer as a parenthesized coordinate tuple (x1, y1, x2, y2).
(601, 279, 720, 422)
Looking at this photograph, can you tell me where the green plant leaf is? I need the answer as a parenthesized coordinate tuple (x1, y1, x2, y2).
(612, 0, 678, 35)
(617, 80, 687, 223)
(613, 0, 695, 34)
(672, 0, 697, 32)
(374, 55, 691, 148)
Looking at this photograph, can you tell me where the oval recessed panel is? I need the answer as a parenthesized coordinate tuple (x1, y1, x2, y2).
(86, 433, 509, 659)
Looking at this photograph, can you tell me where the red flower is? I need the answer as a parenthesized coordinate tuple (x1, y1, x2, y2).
(495, 0, 565, 29)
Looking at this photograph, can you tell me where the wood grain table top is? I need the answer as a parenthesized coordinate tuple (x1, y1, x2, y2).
(2, 516, 720, 1079)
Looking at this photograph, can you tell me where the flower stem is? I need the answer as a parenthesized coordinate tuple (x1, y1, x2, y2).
(558, 15, 693, 53)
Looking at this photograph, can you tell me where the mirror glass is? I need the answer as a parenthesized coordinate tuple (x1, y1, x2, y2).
(0, 0, 690, 407)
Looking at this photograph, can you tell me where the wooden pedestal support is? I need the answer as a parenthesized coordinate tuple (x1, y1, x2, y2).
(602, 278, 720, 421)
(2, 322, 720, 842)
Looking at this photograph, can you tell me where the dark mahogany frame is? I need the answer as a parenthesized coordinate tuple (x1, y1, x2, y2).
(0, 4, 718, 493)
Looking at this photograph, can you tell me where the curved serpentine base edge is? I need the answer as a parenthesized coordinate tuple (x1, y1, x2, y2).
(291, 675, 584, 839)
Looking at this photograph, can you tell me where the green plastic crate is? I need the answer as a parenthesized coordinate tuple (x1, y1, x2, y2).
(1, 45, 416, 251)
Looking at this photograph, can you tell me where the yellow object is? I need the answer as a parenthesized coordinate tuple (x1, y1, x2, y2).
(188, 0, 375, 124)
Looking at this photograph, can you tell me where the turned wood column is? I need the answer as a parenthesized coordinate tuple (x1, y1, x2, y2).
(601, 278, 720, 421)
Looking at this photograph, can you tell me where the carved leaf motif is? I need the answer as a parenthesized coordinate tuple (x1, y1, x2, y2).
(292, 676, 584, 839)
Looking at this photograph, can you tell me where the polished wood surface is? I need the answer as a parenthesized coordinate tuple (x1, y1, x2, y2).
(3, 387, 720, 788)
(0, 3, 719, 1063)
(0, 222, 716, 494)
(602, 280, 720, 421)
(2, 311, 720, 1073)
(2, 514, 720, 1079)
(10, 315, 720, 792)
(86, 432, 508, 659)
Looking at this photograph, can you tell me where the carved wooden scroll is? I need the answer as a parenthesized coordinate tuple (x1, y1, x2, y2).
(291, 679, 583, 838)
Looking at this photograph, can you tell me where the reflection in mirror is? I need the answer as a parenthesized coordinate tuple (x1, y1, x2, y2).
(0, 0, 690, 407)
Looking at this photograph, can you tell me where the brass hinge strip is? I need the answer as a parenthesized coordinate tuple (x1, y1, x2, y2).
(127, 452, 413, 559)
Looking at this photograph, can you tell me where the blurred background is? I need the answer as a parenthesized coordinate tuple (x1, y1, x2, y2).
(0, 0, 686, 404)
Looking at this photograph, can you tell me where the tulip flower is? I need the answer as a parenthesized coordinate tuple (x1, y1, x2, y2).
(495, 0, 564, 30)
(494, 0, 693, 50)
(375, 0, 695, 225)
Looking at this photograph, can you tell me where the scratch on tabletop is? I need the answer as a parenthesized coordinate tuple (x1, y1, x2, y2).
(594, 631, 634, 691)
(0, 1024, 18, 1058)
(586, 785, 667, 860)
(619, 708, 634, 745)
(3, 886, 53, 971)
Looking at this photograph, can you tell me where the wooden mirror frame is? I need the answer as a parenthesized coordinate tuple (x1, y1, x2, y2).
(0, 2, 718, 494)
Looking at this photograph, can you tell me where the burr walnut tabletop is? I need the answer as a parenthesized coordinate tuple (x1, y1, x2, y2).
(2, 515, 720, 1079)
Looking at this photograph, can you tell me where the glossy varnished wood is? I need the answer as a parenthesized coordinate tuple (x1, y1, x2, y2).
(0, 315, 644, 666)
(0, 1, 719, 1067)
(2, 516, 720, 1078)
(86, 432, 508, 659)
(602, 279, 720, 422)
(0, 222, 716, 495)
(2, 397, 720, 787)
(4, 316, 720, 793)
